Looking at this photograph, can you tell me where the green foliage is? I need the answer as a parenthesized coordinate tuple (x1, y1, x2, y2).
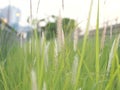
(62, 18, 76, 36)
(42, 17, 76, 40)
(0, 34, 119, 90)
(45, 22, 57, 40)
(0, 29, 17, 62)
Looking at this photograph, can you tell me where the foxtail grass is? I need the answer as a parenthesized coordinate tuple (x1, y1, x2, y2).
(0, 0, 120, 90)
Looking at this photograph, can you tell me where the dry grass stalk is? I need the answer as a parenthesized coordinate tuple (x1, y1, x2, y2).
(57, 10, 65, 51)
(41, 32, 45, 47)
(54, 39, 58, 68)
(42, 81, 47, 90)
(72, 54, 78, 85)
(62, 0, 64, 10)
(107, 34, 120, 76)
(29, 0, 33, 25)
(73, 28, 79, 51)
(31, 69, 37, 90)
(100, 22, 108, 50)
(44, 42, 50, 72)
(110, 22, 113, 39)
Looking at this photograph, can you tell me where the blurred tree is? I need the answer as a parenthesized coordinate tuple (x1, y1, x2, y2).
(45, 22, 57, 40)
(62, 18, 76, 36)
(37, 16, 76, 40)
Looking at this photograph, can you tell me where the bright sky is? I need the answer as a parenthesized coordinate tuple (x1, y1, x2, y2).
(0, 0, 120, 30)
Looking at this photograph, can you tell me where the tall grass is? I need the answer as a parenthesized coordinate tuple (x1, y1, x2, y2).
(95, 0, 100, 87)
(0, 0, 120, 90)
(74, 0, 94, 89)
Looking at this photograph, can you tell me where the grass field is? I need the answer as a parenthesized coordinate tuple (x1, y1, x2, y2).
(0, 0, 120, 90)
(0, 32, 120, 90)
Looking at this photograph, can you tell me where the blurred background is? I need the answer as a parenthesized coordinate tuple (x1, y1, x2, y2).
(0, 0, 120, 37)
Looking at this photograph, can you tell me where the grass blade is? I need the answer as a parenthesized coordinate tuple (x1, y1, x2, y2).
(95, 0, 100, 84)
(74, 0, 94, 89)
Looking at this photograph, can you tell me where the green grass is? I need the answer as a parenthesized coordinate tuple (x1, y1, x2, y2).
(0, 0, 120, 90)
(0, 30, 119, 90)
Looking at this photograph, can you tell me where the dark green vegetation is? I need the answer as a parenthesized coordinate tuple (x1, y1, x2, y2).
(0, 19, 18, 61)
(39, 17, 76, 40)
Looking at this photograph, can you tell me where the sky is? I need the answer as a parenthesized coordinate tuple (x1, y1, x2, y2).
(0, 0, 120, 30)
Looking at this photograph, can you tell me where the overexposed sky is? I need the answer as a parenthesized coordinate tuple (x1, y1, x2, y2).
(0, 0, 120, 30)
